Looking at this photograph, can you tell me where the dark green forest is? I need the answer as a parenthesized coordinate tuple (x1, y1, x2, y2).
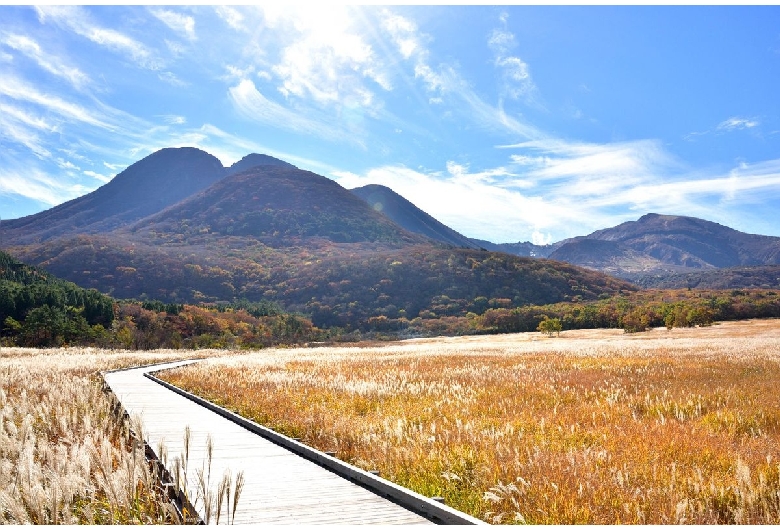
(0, 251, 319, 348)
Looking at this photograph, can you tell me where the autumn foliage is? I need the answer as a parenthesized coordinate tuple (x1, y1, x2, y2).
(162, 320, 780, 524)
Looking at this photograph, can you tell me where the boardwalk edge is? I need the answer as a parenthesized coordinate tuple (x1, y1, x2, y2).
(145, 367, 487, 526)
(101, 365, 205, 525)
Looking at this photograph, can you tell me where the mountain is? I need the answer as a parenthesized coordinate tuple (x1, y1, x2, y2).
(548, 213, 780, 278)
(547, 237, 675, 276)
(350, 184, 480, 249)
(227, 153, 296, 174)
(4, 147, 226, 244)
(2, 148, 298, 246)
(349, 184, 566, 256)
(132, 166, 426, 246)
(2, 147, 637, 330)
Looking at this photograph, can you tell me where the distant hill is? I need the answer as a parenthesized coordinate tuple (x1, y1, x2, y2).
(547, 237, 677, 276)
(349, 187, 780, 291)
(548, 213, 780, 278)
(4, 147, 226, 244)
(630, 265, 780, 290)
(469, 238, 558, 257)
(350, 184, 480, 249)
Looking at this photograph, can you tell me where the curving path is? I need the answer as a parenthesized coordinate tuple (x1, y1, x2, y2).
(104, 361, 481, 525)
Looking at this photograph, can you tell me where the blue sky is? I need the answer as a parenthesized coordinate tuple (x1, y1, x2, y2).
(1, 5, 780, 244)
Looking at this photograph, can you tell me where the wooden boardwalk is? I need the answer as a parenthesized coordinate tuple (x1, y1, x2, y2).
(104, 361, 476, 525)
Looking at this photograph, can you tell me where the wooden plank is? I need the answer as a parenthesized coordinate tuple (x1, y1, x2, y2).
(104, 361, 438, 525)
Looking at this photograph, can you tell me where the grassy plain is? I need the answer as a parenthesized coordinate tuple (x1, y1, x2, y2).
(162, 319, 780, 524)
(0, 347, 199, 523)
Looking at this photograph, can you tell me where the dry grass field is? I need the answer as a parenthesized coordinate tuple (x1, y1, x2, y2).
(162, 320, 780, 524)
(0, 347, 199, 523)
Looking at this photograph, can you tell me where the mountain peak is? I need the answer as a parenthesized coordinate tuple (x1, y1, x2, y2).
(228, 153, 296, 175)
(4, 146, 226, 244)
(637, 212, 663, 222)
(132, 165, 425, 246)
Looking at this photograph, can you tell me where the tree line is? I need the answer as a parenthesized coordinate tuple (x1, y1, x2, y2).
(367, 288, 780, 338)
(1, 251, 320, 348)
(3, 250, 780, 347)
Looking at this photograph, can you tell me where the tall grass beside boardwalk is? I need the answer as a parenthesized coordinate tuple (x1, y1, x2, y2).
(0, 348, 193, 524)
(162, 320, 780, 524)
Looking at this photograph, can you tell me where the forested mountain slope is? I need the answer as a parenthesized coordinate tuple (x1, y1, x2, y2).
(4, 148, 637, 329)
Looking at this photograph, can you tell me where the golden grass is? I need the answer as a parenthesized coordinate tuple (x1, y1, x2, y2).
(161, 320, 780, 524)
(0, 347, 198, 524)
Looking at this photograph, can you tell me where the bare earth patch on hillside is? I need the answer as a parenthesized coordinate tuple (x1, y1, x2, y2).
(162, 320, 780, 524)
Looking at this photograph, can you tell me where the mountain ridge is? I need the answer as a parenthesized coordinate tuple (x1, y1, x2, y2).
(548, 212, 780, 277)
(4, 147, 226, 244)
(4, 146, 779, 324)
(3, 148, 298, 246)
(131, 166, 427, 246)
(2, 147, 636, 329)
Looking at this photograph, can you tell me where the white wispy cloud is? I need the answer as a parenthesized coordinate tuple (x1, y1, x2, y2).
(0, 75, 113, 129)
(267, 5, 389, 106)
(0, 115, 51, 159)
(228, 78, 363, 147)
(332, 163, 570, 243)
(505, 138, 675, 184)
(686, 116, 761, 140)
(461, 81, 545, 140)
(1, 33, 90, 89)
(160, 115, 186, 125)
(35, 6, 162, 70)
(56, 158, 79, 171)
(83, 170, 111, 183)
(103, 161, 125, 171)
(487, 27, 515, 56)
(380, 8, 423, 61)
(215, 6, 245, 31)
(0, 168, 90, 206)
(488, 14, 537, 104)
(717, 116, 760, 131)
(0, 102, 60, 133)
(158, 71, 188, 87)
(378, 9, 438, 94)
(221, 64, 255, 83)
(150, 8, 196, 41)
(379, 9, 543, 141)
(576, 166, 780, 229)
